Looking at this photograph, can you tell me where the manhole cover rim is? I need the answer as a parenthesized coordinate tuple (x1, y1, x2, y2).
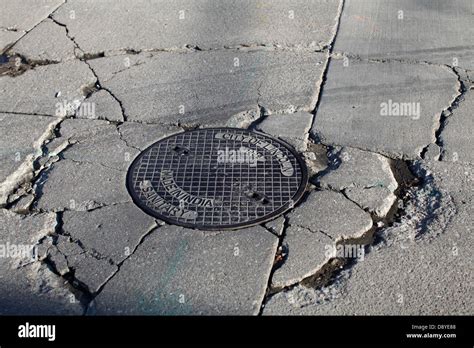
(126, 127, 308, 231)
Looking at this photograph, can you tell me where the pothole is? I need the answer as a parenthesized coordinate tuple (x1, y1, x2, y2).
(126, 128, 308, 230)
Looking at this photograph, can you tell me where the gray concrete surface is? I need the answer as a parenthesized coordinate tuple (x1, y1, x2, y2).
(90, 225, 278, 315)
(311, 58, 459, 158)
(263, 161, 472, 315)
(333, 0, 474, 70)
(0, 0, 472, 316)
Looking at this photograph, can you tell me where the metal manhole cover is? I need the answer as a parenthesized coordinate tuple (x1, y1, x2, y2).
(126, 128, 308, 230)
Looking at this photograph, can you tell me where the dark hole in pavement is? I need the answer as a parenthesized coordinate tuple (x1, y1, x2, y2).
(126, 128, 308, 230)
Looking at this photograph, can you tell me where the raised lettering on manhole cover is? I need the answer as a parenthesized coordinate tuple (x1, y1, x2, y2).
(126, 128, 308, 230)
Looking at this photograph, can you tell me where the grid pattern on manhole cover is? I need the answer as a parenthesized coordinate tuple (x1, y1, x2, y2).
(126, 128, 307, 230)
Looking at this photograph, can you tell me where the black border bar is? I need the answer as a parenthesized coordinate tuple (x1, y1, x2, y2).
(0, 316, 472, 346)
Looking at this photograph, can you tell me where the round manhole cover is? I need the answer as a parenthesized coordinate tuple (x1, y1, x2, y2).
(126, 128, 308, 230)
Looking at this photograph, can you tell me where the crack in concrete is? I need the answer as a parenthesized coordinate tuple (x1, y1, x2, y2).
(0, 118, 62, 208)
(0, 111, 58, 118)
(48, 13, 129, 123)
(51, 42, 331, 62)
(308, 0, 345, 137)
(258, 215, 289, 315)
(291, 222, 335, 241)
(259, 150, 420, 309)
(428, 67, 470, 161)
(38, 211, 160, 314)
(262, 154, 458, 310)
(322, 52, 470, 162)
(332, 51, 472, 70)
(4, 120, 76, 212)
(85, 223, 159, 314)
(64, 157, 124, 172)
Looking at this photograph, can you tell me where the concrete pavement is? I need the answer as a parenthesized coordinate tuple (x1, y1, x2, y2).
(0, 0, 472, 315)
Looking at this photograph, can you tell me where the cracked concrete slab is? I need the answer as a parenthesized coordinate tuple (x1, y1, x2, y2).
(75, 90, 123, 122)
(288, 190, 373, 240)
(440, 89, 474, 164)
(52, 0, 341, 54)
(44, 233, 119, 294)
(59, 121, 138, 172)
(270, 190, 372, 288)
(34, 159, 129, 212)
(0, 60, 96, 116)
(317, 147, 398, 192)
(117, 123, 182, 151)
(0, 209, 82, 314)
(1, 0, 472, 318)
(263, 161, 472, 315)
(312, 58, 459, 158)
(35, 118, 183, 211)
(62, 203, 156, 265)
(88, 51, 326, 125)
(344, 186, 396, 219)
(271, 225, 332, 288)
(0, 113, 61, 206)
(0, 0, 65, 50)
(10, 19, 76, 62)
(65, 251, 118, 294)
(316, 147, 398, 217)
(333, 0, 474, 70)
(256, 112, 313, 151)
(89, 225, 278, 315)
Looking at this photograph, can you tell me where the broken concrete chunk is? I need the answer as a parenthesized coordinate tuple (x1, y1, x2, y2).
(9, 193, 35, 214)
(288, 190, 373, 240)
(256, 112, 313, 151)
(90, 224, 278, 315)
(0, 209, 81, 315)
(271, 225, 332, 288)
(317, 147, 398, 192)
(47, 248, 70, 276)
(345, 186, 397, 218)
(0, 113, 61, 206)
(225, 108, 260, 129)
(303, 143, 328, 176)
(315, 147, 399, 217)
(270, 190, 372, 288)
